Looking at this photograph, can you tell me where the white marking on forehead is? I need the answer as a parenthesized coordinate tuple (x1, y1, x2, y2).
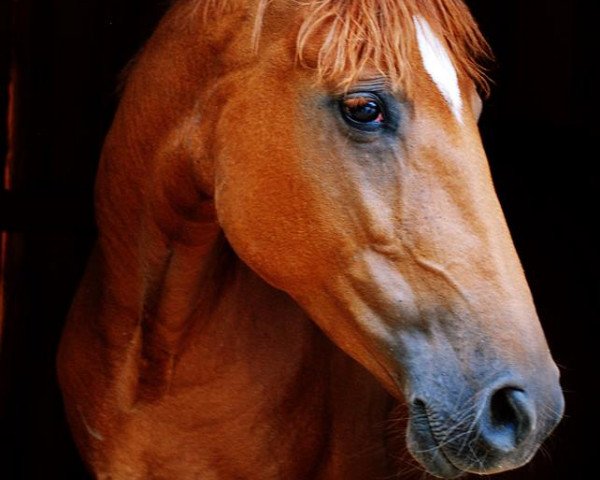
(413, 16, 463, 123)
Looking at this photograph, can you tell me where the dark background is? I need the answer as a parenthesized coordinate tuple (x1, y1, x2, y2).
(0, 0, 597, 478)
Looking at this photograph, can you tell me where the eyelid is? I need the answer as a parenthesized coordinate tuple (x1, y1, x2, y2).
(342, 92, 382, 103)
(346, 77, 389, 93)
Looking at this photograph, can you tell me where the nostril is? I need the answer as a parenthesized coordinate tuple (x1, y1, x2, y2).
(490, 388, 521, 431)
(485, 387, 535, 452)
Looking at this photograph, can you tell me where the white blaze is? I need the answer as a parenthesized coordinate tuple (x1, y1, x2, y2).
(413, 16, 463, 123)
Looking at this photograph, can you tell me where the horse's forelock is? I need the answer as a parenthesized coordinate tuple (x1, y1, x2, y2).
(195, 0, 491, 95)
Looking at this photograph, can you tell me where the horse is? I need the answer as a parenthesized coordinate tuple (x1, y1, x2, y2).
(57, 0, 564, 478)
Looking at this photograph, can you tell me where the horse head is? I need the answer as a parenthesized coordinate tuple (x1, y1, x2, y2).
(64, 1, 564, 477)
(194, 1, 564, 476)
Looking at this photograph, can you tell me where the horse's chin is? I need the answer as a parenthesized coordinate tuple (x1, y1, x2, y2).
(405, 402, 465, 479)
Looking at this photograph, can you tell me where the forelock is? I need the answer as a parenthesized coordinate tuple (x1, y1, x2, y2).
(198, 0, 491, 94)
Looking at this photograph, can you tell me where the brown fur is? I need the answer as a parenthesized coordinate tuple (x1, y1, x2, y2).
(57, 1, 561, 478)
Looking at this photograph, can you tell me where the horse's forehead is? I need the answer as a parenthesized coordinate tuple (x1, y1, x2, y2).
(413, 16, 463, 123)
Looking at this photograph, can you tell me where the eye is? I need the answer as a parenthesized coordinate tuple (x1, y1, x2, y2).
(340, 93, 386, 130)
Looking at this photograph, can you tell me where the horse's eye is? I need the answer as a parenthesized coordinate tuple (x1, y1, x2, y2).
(340, 93, 385, 130)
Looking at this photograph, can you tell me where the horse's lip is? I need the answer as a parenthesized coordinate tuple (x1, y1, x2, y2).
(407, 401, 465, 479)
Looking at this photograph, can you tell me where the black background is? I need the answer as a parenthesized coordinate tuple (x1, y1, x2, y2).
(0, 1, 597, 478)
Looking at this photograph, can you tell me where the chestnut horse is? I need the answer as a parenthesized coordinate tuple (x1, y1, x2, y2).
(58, 0, 564, 478)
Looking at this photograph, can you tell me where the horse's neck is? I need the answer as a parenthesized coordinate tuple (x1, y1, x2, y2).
(113, 231, 399, 477)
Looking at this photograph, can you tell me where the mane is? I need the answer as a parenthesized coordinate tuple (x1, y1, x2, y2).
(196, 0, 491, 94)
